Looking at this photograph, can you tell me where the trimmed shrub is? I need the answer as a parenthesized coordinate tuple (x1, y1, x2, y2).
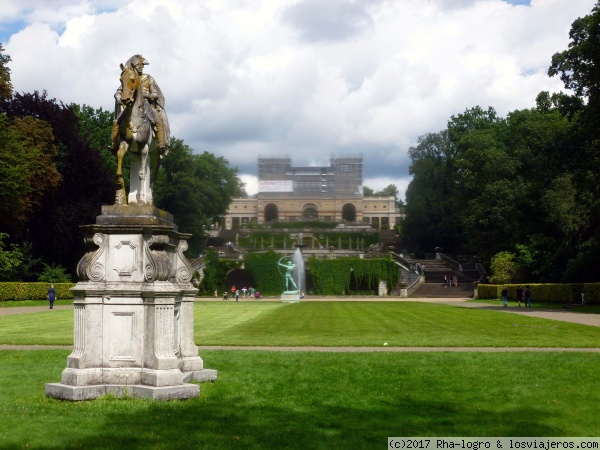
(0, 282, 75, 302)
(244, 251, 283, 296)
(477, 284, 500, 299)
(477, 283, 599, 304)
(583, 283, 600, 303)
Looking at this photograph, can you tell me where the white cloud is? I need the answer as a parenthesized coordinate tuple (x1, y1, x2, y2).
(1, 0, 595, 189)
(281, 0, 375, 42)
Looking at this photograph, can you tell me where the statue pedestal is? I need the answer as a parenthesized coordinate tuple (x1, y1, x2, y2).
(45, 205, 217, 401)
(281, 291, 300, 303)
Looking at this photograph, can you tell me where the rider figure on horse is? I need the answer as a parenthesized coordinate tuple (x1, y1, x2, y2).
(112, 55, 170, 158)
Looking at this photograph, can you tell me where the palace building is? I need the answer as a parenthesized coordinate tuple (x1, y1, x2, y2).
(224, 156, 403, 229)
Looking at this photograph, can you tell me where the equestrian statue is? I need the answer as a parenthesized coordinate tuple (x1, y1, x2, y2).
(111, 54, 170, 206)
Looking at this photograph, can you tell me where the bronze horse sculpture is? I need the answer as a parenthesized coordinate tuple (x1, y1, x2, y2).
(114, 62, 161, 206)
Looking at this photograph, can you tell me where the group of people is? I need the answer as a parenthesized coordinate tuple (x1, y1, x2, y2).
(443, 274, 458, 287)
(217, 285, 261, 301)
(501, 285, 532, 308)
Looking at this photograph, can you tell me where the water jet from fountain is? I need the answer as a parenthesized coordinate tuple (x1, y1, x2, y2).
(292, 246, 306, 297)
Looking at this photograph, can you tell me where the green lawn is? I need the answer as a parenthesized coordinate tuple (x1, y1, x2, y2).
(194, 302, 600, 347)
(1, 301, 600, 347)
(1, 301, 599, 447)
(0, 350, 599, 448)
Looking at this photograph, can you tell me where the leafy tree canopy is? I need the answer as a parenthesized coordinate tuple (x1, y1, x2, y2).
(0, 44, 12, 100)
(0, 90, 115, 274)
(489, 251, 517, 285)
(403, 97, 593, 278)
(72, 103, 128, 187)
(154, 139, 243, 255)
(549, 2, 600, 102)
(0, 233, 37, 281)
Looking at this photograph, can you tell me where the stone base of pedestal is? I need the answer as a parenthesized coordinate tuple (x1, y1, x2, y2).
(45, 205, 218, 402)
(281, 293, 300, 302)
(45, 382, 199, 401)
(183, 369, 218, 383)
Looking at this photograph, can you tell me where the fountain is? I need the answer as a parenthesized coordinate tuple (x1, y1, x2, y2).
(292, 246, 305, 296)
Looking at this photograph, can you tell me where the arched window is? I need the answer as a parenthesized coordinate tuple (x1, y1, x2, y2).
(264, 203, 278, 222)
(302, 203, 318, 219)
(342, 203, 356, 222)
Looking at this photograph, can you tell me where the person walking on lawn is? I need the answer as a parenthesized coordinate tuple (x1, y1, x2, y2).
(516, 286, 523, 307)
(524, 286, 532, 308)
(48, 285, 56, 309)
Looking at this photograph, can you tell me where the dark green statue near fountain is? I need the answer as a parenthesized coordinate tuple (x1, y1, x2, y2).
(278, 258, 299, 293)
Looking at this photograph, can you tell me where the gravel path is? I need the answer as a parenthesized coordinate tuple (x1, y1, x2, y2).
(0, 305, 73, 316)
(430, 299, 600, 327)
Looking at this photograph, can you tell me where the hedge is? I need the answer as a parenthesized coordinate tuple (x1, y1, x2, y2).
(243, 253, 399, 296)
(0, 283, 75, 302)
(244, 251, 283, 296)
(310, 257, 399, 296)
(477, 283, 600, 304)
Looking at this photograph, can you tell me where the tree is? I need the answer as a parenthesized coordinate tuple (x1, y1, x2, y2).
(362, 186, 374, 196)
(489, 251, 517, 284)
(447, 106, 501, 146)
(154, 139, 243, 255)
(0, 233, 25, 281)
(38, 263, 72, 283)
(0, 233, 37, 281)
(376, 184, 398, 198)
(0, 114, 29, 233)
(548, 3, 600, 281)
(0, 114, 61, 237)
(0, 93, 115, 273)
(548, 2, 600, 104)
(363, 184, 401, 209)
(401, 3, 600, 280)
(72, 104, 128, 186)
(0, 44, 12, 100)
(12, 117, 61, 225)
(403, 100, 589, 277)
(403, 130, 461, 254)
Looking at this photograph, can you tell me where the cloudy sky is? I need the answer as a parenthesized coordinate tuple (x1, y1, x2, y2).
(0, 0, 595, 199)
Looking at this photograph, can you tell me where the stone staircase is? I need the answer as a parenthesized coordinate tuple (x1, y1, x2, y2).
(379, 229, 402, 254)
(379, 229, 396, 244)
(408, 258, 476, 298)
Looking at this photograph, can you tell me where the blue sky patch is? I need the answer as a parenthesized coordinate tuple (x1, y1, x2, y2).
(504, 0, 531, 5)
(0, 20, 27, 46)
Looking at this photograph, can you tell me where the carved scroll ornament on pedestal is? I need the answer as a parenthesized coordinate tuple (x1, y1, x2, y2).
(144, 234, 172, 282)
(76, 233, 107, 281)
(175, 240, 193, 283)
